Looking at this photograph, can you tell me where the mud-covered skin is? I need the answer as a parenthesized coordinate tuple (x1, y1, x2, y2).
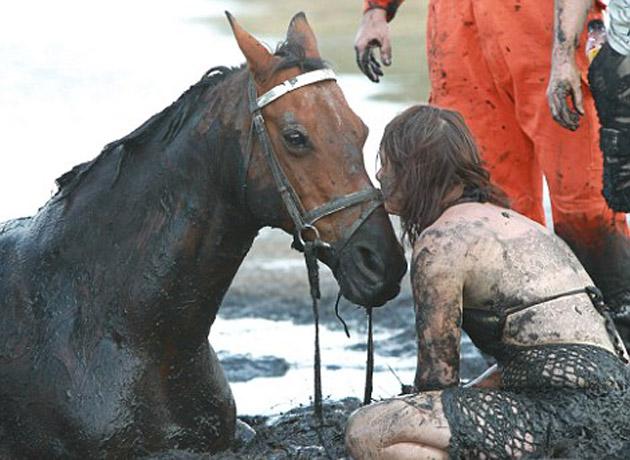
(345, 390, 450, 460)
(555, 217, 630, 337)
(411, 241, 463, 391)
(355, 0, 404, 82)
(345, 201, 624, 459)
(0, 14, 406, 459)
(411, 202, 616, 392)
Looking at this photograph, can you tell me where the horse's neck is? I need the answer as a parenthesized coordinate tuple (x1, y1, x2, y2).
(40, 81, 258, 341)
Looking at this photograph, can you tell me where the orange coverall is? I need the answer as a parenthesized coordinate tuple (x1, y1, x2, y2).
(364, 0, 630, 308)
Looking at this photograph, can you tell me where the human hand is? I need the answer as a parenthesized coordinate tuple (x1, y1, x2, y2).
(354, 8, 390, 82)
(547, 56, 584, 131)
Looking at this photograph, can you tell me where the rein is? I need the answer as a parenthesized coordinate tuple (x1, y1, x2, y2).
(245, 69, 380, 423)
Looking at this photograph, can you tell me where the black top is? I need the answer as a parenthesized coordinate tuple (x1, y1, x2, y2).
(462, 286, 609, 361)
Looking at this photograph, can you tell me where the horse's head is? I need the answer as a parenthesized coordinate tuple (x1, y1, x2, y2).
(227, 12, 406, 307)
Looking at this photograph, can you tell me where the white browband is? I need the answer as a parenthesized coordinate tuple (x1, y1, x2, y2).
(255, 68, 337, 110)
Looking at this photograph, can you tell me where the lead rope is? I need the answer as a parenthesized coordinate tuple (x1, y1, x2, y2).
(363, 307, 375, 405)
(335, 292, 375, 405)
(304, 241, 323, 420)
(303, 241, 336, 460)
(334, 291, 351, 338)
(305, 245, 375, 459)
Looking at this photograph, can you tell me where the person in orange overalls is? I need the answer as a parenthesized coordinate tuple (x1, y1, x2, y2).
(355, 0, 630, 333)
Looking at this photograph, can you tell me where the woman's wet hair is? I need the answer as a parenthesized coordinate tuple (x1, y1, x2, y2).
(380, 104, 509, 244)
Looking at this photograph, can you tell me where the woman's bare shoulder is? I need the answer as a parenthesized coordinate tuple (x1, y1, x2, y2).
(411, 215, 473, 270)
(411, 203, 539, 275)
(414, 204, 497, 248)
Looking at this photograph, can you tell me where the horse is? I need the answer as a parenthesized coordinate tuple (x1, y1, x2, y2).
(0, 12, 406, 458)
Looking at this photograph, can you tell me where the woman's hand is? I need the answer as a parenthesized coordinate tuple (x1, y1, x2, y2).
(354, 8, 390, 82)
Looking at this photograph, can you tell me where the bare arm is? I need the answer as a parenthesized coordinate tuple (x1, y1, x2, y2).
(411, 231, 464, 391)
(547, 0, 594, 130)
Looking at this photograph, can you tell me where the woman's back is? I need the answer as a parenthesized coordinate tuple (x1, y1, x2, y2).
(422, 202, 618, 356)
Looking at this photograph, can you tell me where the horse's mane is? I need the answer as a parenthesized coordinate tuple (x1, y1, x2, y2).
(52, 65, 239, 200)
(52, 40, 328, 201)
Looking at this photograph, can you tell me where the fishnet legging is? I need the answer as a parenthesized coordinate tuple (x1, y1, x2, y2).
(443, 344, 629, 459)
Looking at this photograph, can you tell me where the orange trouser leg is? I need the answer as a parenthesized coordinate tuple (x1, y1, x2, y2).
(476, 0, 630, 306)
(426, 0, 544, 224)
(427, 0, 630, 306)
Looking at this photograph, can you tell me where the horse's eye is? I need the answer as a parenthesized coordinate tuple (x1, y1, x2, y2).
(283, 130, 309, 149)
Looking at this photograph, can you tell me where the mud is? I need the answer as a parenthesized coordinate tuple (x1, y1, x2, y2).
(218, 353, 290, 382)
(217, 398, 361, 459)
(150, 399, 360, 459)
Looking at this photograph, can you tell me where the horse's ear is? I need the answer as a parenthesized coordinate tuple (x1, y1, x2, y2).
(226, 11, 273, 78)
(287, 12, 321, 59)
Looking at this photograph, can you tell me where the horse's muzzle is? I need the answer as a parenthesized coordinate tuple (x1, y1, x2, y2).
(334, 208, 406, 307)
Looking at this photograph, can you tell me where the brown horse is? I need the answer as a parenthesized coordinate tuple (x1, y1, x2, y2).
(0, 13, 406, 458)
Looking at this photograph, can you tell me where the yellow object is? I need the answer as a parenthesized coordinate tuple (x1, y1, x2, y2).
(587, 45, 602, 64)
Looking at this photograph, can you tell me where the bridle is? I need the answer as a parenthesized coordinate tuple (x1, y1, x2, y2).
(245, 68, 383, 255)
(244, 68, 381, 429)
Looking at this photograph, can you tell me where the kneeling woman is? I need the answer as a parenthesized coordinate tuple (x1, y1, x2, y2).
(345, 105, 630, 459)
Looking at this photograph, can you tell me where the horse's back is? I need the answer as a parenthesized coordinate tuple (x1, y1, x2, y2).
(0, 214, 45, 326)
(0, 216, 35, 328)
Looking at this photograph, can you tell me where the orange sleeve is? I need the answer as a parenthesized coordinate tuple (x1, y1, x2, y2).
(362, 0, 405, 22)
(590, 0, 605, 20)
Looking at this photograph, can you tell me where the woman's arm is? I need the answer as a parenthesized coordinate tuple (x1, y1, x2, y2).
(411, 229, 464, 392)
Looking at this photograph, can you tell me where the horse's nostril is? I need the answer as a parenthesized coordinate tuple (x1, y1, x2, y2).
(357, 245, 384, 276)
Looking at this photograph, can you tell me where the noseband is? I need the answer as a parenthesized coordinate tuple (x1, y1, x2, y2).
(245, 68, 383, 255)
